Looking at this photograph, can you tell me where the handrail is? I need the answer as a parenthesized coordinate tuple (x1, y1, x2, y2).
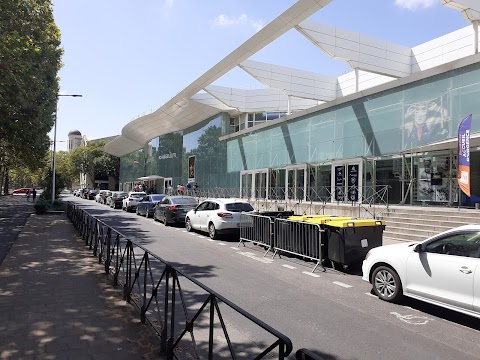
(296, 348, 326, 360)
(67, 202, 293, 359)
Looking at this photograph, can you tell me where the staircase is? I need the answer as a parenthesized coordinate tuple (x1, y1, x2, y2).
(380, 205, 480, 244)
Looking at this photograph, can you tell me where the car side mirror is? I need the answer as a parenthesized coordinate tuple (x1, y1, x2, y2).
(414, 244, 423, 253)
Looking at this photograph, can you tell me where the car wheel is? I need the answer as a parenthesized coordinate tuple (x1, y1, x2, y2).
(164, 214, 169, 226)
(185, 217, 193, 232)
(208, 223, 218, 240)
(372, 266, 403, 302)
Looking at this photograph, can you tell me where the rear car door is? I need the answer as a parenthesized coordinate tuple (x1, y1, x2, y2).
(199, 201, 217, 230)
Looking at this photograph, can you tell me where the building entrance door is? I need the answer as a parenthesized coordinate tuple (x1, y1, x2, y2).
(331, 159, 363, 203)
(164, 178, 173, 195)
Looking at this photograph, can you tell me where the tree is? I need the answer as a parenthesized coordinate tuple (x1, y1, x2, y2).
(0, 0, 62, 192)
(70, 141, 119, 186)
(54, 150, 78, 189)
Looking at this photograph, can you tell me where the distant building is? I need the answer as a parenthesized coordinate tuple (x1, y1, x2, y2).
(67, 129, 85, 152)
(70, 131, 120, 191)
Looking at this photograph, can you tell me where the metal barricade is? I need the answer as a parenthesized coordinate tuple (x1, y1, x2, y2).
(239, 213, 274, 256)
(67, 203, 293, 359)
(273, 219, 325, 273)
(296, 349, 326, 360)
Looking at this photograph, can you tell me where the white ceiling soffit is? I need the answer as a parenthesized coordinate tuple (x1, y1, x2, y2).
(442, 0, 480, 21)
(106, 0, 333, 155)
(123, 100, 222, 143)
(190, 92, 239, 114)
(239, 59, 337, 101)
(104, 135, 144, 157)
(296, 20, 412, 78)
(204, 84, 319, 113)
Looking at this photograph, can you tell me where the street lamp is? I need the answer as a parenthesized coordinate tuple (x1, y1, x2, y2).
(52, 94, 82, 204)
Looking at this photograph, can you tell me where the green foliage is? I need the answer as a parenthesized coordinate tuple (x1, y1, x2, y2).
(0, 0, 63, 192)
(33, 198, 49, 214)
(70, 141, 119, 183)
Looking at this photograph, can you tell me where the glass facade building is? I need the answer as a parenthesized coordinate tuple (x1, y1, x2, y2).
(120, 61, 480, 207)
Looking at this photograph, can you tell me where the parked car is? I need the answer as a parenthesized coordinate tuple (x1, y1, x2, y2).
(362, 225, 480, 319)
(12, 187, 33, 195)
(95, 190, 108, 203)
(109, 192, 128, 209)
(100, 190, 112, 205)
(185, 198, 254, 239)
(122, 191, 146, 212)
(136, 194, 166, 218)
(154, 196, 197, 226)
(87, 189, 98, 200)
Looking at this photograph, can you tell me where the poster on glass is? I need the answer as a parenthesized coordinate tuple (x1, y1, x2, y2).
(188, 156, 196, 183)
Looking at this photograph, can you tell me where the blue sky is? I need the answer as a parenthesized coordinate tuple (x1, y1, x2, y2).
(51, 0, 468, 151)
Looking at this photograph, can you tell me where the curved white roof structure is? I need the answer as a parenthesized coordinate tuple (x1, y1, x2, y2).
(105, 0, 480, 157)
(104, 0, 333, 156)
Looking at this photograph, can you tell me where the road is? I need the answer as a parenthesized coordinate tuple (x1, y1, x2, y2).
(67, 195, 480, 360)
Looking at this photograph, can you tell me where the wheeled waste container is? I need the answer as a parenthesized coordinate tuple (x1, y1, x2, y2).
(324, 219, 386, 269)
(287, 214, 334, 221)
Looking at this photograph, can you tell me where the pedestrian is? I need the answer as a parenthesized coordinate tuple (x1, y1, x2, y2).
(32, 188, 37, 202)
(26, 189, 30, 201)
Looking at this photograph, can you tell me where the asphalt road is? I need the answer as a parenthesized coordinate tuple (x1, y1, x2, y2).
(67, 195, 480, 360)
(0, 195, 33, 264)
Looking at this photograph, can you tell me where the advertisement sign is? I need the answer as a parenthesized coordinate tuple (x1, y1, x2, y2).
(334, 165, 344, 201)
(347, 164, 359, 202)
(457, 114, 472, 197)
(188, 155, 196, 183)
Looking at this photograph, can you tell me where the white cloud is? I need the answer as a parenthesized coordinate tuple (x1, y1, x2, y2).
(394, 0, 437, 10)
(212, 14, 265, 32)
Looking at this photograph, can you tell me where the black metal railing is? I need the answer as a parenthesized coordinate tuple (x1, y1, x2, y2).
(67, 203, 293, 359)
(296, 348, 326, 360)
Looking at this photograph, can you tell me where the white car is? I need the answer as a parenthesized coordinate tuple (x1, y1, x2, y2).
(122, 191, 146, 212)
(185, 198, 254, 239)
(95, 190, 108, 203)
(362, 225, 480, 319)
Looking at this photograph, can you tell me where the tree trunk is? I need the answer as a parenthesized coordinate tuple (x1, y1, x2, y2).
(3, 168, 9, 195)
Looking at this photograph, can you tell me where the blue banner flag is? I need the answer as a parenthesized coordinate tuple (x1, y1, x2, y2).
(458, 114, 472, 197)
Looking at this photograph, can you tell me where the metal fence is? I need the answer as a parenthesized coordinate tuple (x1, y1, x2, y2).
(272, 219, 325, 273)
(67, 203, 293, 359)
(238, 214, 325, 273)
(239, 213, 275, 256)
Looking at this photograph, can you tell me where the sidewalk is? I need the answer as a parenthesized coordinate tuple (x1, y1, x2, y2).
(0, 210, 162, 359)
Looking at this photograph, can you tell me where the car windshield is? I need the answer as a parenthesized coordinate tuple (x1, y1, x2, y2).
(117, 192, 127, 197)
(225, 203, 254, 212)
(130, 194, 144, 198)
(151, 195, 164, 201)
(172, 197, 197, 205)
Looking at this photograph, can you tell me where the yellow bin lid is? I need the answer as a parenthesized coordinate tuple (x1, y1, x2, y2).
(288, 215, 334, 221)
(305, 216, 352, 224)
(326, 219, 386, 228)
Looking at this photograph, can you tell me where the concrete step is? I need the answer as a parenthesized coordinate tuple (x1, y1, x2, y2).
(382, 236, 414, 245)
(386, 207, 480, 217)
(382, 213, 480, 223)
(384, 222, 452, 234)
(385, 219, 468, 231)
(384, 225, 443, 238)
(382, 230, 429, 242)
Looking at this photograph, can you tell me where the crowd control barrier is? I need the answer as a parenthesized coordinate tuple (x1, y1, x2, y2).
(239, 213, 275, 255)
(273, 219, 325, 273)
(67, 203, 293, 359)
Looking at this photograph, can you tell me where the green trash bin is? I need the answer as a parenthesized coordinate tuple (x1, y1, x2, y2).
(325, 219, 386, 270)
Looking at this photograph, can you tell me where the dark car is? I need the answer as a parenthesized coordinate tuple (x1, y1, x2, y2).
(110, 192, 128, 209)
(154, 196, 198, 226)
(136, 194, 166, 218)
(88, 189, 98, 200)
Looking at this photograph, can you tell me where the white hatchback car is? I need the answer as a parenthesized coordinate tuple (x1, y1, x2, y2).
(362, 225, 480, 319)
(122, 191, 146, 212)
(185, 198, 254, 239)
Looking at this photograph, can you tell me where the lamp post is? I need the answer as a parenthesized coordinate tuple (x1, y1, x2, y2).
(52, 94, 82, 204)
